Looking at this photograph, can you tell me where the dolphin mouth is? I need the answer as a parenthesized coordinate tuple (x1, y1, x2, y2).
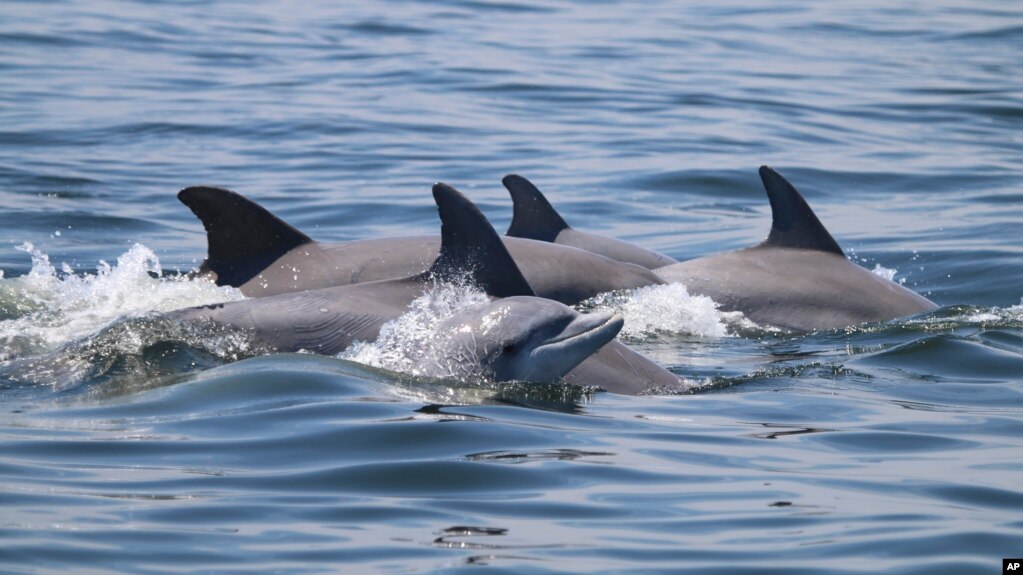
(538, 311, 624, 353)
(518, 311, 623, 384)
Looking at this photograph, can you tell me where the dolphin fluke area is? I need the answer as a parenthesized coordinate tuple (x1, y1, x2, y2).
(178, 186, 313, 287)
(757, 165, 844, 255)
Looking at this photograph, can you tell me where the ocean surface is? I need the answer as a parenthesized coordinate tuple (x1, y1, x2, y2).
(2, 1, 1022, 573)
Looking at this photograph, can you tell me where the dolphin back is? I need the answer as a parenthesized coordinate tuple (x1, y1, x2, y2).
(503, 174, 677, 269)
(758, 166, 844, 256)
(427, 183, 535, 298)
(178, 186, 313, 287)
(504, 174, 570, 242)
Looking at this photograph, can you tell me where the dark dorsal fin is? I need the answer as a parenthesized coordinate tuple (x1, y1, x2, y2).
(758, 166, 844, 256)
(424, 183, 536, 298)
(503, 174, 570, 242)
(178, 186, 313, 287)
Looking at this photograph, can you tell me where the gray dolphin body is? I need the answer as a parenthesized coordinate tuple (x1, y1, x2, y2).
(178, 187, 663, 304)
(425, 296, 625, 384)
(502, 169, 936, 332)
(502, 174, 678, 269)
(657, 247, 935, 331)
(654, 167, 937, 331)
(173, 183, 683, 394)
(174, 290, 624, 385)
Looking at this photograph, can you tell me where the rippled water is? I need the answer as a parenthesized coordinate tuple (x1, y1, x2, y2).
(2, 0, 1023, 573)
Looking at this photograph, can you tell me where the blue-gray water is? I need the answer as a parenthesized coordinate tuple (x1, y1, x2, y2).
(2, 1, 1022, 573)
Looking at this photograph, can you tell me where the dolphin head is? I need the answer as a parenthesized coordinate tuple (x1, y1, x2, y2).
(432, 296, 623, 384)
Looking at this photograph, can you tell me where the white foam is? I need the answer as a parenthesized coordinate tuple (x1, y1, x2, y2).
(584, 283, 750, 338)
(963, 311, 1001, 323)
(965, 299, 1023, 324)
(0, 243, 244, 361)
(340, 281, 491, 380)
(870, 263, 896, 281)
(901, 298, 1023, 330)
(871, 263, 906, 284)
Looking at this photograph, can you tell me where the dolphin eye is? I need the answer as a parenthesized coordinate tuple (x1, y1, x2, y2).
(502, 343, 517, 355)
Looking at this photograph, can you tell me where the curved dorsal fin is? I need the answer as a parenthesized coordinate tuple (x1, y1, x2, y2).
(178, 186, 313, 287)
(503, 174, 570, 242)
(758, 166, 843, 256)
(425, 183, 536, 298)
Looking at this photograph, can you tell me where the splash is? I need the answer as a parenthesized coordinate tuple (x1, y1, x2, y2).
(871, 263, 896, 282)
(849, 248, 907, 286)
(0, 243, 244, 363)
(582, 283, 751, 338)
(0, 316, 267, 391)
(870, 263, 906, 284)
(958, 301, 1023, 326)
(844, 301, 1023, 335)
(340, 281, 491, 381)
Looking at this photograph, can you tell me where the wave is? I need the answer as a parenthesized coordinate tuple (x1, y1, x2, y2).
(0, 244, 246, 390)
(579, 283, 758, 338)
(340, 280, 491, 382)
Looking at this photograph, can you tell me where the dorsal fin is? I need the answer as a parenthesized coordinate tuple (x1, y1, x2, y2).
(424, 183, 536, 298)
(178, 186, 313, 287)
(758, 166, 844, 256)
(503, 174, 570, 242)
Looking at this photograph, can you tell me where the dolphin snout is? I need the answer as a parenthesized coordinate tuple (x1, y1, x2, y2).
(543, 311, 623, 351)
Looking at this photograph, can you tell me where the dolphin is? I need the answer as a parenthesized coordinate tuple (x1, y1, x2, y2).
(654, 167, 938, 331)
(499, 168, 937, 331)
(502, 174, 678, 269)
(171, 183, 683, 393)
(423, 296, 624, 384)
(178, 186, 664, 305)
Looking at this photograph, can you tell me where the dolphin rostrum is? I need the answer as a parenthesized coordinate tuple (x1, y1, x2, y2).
(172, 183, 683, 393)
(178, 186, 664, 304)
(654, 167, 937, 331)
(423, 295, 624, 384)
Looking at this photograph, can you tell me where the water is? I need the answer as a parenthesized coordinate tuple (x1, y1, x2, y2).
(2, 0, 1022, 572)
